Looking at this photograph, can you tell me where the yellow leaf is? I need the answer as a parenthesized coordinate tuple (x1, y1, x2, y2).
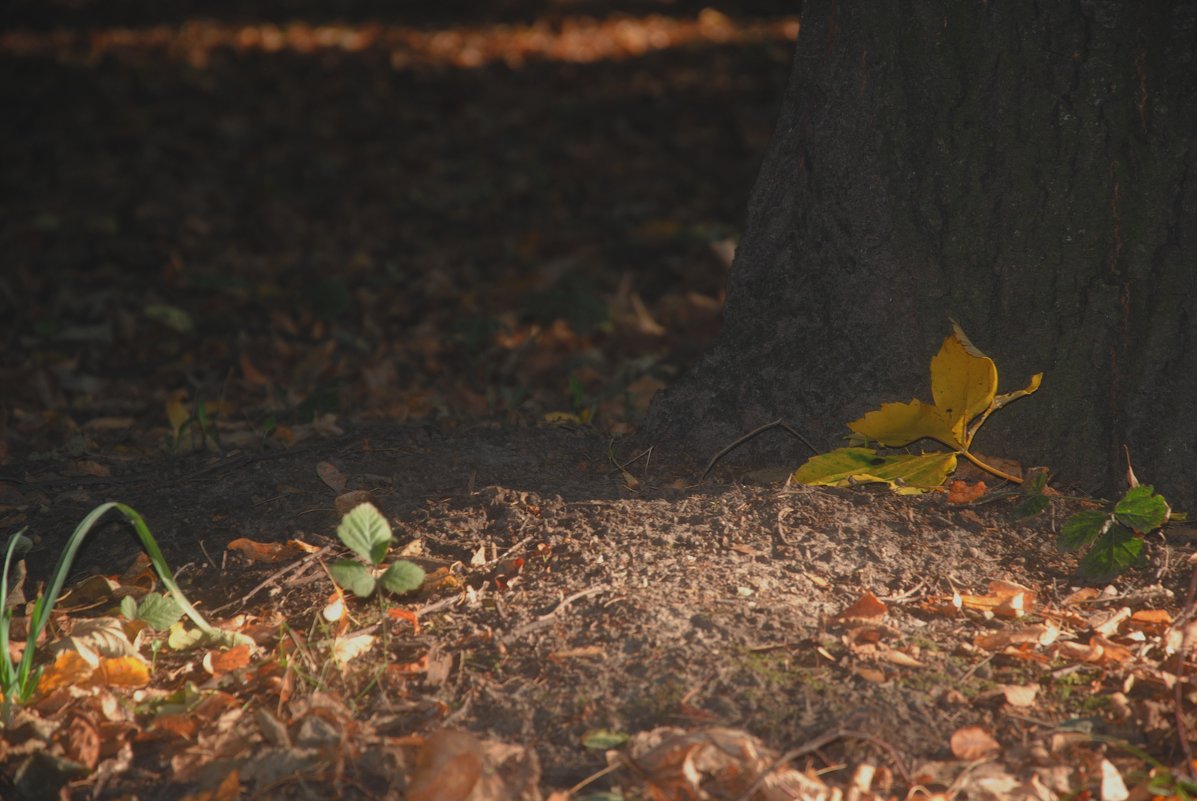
(165, 389, 191, 436)
(991, 372, 1043, 413)
(849, 399, 960, 448)
(793, 448, 956, 491)
(92, 655, 150, 687)
(931, 323, 998, 444)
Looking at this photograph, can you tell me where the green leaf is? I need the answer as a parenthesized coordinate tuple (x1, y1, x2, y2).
(120, 595, 138, 620)
(337, 503, 392, 565)
(1058, 510, 1111, 551)
(581, 728, 630, 750)
(330, 559, 376, 598)
(793, 447, 957, 492)
(380, 561, 425, 595)
(1013, 493, 1051, 519)
(136, 592, 184, 630)
(1113, 485, 1170, 533)
(1078, 526, 1145, 582)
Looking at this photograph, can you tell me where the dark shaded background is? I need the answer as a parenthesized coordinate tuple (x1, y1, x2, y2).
(0, 0, 798, 472)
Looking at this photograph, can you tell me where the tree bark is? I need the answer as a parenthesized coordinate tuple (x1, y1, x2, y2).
(645, 1, 1197, 506)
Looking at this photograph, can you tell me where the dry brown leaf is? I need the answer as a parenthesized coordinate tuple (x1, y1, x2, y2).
(999, 684, 1039, 707)
(834, 590, 888, 622)
(335, 489, 376, 515)
(203, 644, 252, 675)
(61, 712, 101, 770)
(1062, 587, 1100, 606)
(882, 649, 924, 668)
(855, 666, 887, 683)
(1129, 608, 1172, 630)
(974, 624, 1056, 651)
(316, 460, 348, 493)
(178, 769, 241, 801)
(1089, 607, 1132, 637)
(407, 730, 485, 801)
(950, 725, 1001, 761)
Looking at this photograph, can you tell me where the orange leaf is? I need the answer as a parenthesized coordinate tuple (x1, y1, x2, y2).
(38, 650, 94, 694)
(227, 537, 295, 564)
(203, 645, 252, 675)
(91, 656, 150, 688)
(387, 607, 420, 635)
(948, 480, 987, 504)
(834, 591, 888, 622)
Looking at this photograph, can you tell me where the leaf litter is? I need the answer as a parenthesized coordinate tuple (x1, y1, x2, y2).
(1, 2, 1196, 800)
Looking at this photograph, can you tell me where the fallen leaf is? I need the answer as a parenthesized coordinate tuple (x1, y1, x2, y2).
(1099, 759, 1128, 801)
(834, 590, 888, 622)
(1000, 684, 1039, 707)
(227, 537, 295, 564)
(316, 460, 348, 494)
(948, 479, 987, 504)
(335, 489, 376, 516)
(407, 730, 485, 801)
(178, 769, 241, 801)
(387, 606, 420, 634)
(332, 633, 376, 665)
(203, 644, 252, 675)
(950, 725, 1001, 761)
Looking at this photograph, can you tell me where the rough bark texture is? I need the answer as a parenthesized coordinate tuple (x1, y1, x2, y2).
(645, 0, 1197, 505)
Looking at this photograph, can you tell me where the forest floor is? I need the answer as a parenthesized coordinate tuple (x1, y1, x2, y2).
(2, 2, 1196, 800)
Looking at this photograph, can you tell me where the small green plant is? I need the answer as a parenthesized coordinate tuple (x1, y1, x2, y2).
(329, 503, 425, 599)
(1057, 485, 1173, 581)
(120, 591, 184, 631)
(1, 502, 247, 723)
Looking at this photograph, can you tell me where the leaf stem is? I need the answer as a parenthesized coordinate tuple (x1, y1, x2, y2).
(959, 449, 1023, 484)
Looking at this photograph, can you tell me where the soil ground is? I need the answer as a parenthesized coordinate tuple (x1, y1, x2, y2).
(1, 2, 1195, 800)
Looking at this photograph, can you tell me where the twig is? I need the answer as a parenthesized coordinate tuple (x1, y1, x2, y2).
(211, 545, 332, 614)
(1174, 556, 1197, 772)
(734, 728, 912, 801)
(700, 419, 818, 483)
(501, 584, 610, 644)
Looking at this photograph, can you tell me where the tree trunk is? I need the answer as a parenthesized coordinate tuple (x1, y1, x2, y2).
(645, 1, 1197, 506)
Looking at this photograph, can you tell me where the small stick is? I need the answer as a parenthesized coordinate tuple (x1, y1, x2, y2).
(212, 545, 332, 614)
(502, 584, 610, 643)
(700, 419, 819, 483)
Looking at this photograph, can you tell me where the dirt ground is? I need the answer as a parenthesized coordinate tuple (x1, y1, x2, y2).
(3, 422, 1195, 799)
